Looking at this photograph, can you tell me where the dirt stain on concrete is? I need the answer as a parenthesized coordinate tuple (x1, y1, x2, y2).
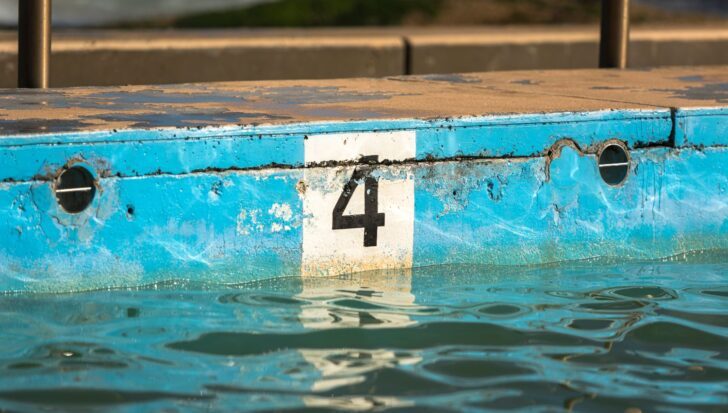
(654, 83, 727, 103)
(421, 74, 482, 84)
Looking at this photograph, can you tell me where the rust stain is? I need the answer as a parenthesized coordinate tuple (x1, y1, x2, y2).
(544, 138, 583, 182)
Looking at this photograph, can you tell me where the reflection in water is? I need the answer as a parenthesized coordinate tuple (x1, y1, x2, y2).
(298, 270, 420, 409)
(297, 269, 418, 330)
(0, 260, 726, 412)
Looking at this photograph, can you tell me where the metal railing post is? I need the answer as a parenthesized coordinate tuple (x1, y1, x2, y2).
(599, 0, 630, 69)
(18, 0, 52, 88)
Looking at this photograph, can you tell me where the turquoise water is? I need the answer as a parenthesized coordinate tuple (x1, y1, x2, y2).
(1, 259, 727, 412)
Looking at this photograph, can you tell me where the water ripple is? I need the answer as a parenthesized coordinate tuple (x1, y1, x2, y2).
(0, 261, 726, 412)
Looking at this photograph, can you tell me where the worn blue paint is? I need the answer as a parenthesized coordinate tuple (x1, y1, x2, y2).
(674, 107, 728, 148)
(0, 107, 726, 292)
(414, 109, 672, 159)
(413, 146, 728, 268)
(0, 110, 670, 182)
(0, 170, 304, 292)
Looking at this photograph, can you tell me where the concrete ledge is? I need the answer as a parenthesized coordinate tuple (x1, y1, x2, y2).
(407, 26, 728, 73)
(0, 29, 406, 87)
(1, 25, 727, 87)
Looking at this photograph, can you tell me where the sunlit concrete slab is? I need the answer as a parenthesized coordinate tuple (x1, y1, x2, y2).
(1, 65, 724, 137)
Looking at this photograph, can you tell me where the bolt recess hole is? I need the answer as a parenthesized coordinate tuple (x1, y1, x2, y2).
(55, 166, 96, 213)
(598, 144, 630, 186)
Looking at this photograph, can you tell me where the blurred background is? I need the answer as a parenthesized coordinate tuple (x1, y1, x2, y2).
(2, 0, 727, 28)
(1, 0, 727, 86)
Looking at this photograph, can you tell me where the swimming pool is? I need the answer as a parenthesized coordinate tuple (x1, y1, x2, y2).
(1, 65, 726, 411)
(1, 259, 726, 412)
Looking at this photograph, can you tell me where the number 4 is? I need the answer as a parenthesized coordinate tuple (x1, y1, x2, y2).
(332, 155, 386, 247)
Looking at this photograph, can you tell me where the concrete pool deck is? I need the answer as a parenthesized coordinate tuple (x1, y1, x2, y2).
(0, 66, 726, 292)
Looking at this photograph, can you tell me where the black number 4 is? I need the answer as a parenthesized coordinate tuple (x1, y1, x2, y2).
(332, 155, 385, 247)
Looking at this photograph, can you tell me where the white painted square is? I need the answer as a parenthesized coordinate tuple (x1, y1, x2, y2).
(302, 131, 416, 277)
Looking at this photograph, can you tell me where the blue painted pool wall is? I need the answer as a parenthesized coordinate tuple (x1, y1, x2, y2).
(0, 171, 304, 292)
(0, 110, 672, 182)
(415, 110, 672, 159)
(675, 107, 728, 148)
(412, 147, 728, 268)
(1, 108, 726, 292)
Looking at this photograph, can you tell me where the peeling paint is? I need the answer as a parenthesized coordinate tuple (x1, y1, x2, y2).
(269, 203, 293, 222)
(269, 203, 295, 233)
(0, 67, 726, 292)
(0, 142, 726, 293)
(420, 74, 482, 84)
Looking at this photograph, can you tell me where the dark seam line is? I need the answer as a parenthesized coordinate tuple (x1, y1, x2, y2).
(3, 143, 683, 184)
(669, 108, 677, 147)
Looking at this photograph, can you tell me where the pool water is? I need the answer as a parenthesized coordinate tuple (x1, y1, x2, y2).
(1, 258, 727, 412)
